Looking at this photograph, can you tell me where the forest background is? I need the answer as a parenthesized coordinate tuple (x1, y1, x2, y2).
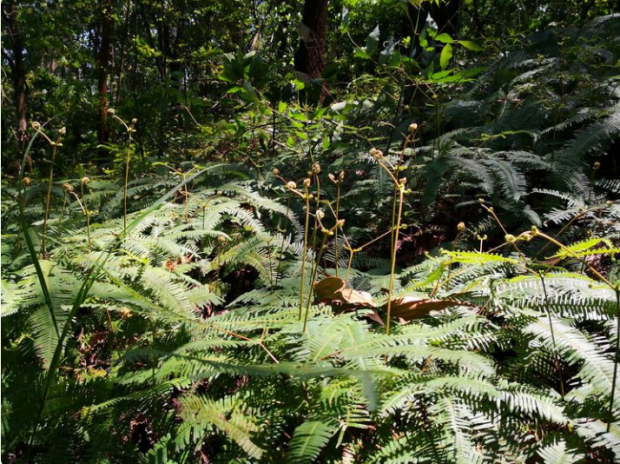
(2, 0, 620, 463)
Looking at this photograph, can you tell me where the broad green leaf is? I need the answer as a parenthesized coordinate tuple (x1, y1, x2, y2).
(459, 40, 483, 51)
(435, 33, 454, 44)
(440, 43, 453, 70)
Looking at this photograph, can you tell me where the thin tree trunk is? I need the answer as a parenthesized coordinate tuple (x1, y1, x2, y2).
(3, 2, 29, 160)
(426, 0, 462, 37)
(98, 0, 113, 158)
(115, 1, 132, 105)
(294, 0, 329, 80)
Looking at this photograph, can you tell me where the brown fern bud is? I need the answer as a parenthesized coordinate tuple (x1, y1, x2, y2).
(303, 178, 311, 188)
(409, 123, 418, 133)
(370, 148, 384, 160)
(81, 176, 91, 185)
(58, 127, 66, 136)
(457, 222, 466, 232)
(119, 307, 132, 319)
(593, 161, 601, 170)
(311, 163, 321, 174)
(286, 181, 297, 190)
(272, 168, 280, 175)
(131, 118, 138, 125)
(62, 183, 74, 192)
(22, 177, 31, 186)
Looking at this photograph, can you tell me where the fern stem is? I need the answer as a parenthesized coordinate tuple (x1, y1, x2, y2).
(345, 247, 354, 283)
(386, 185, 405, 335)
(482, 203, 527, 262)
(389, 186, 398, 271)
(445, 229, 464, 292)
(60, 194, 66, 222)
(267, 237, 274, 287)
(537, 232, 613, 287)
(184, 174, 190, 223)
(532, 210, 588, 261)
(300, 174, 321, 324)
(334, 181, 341, 277)
(298, 188, 311, 320)
(123, 133, 133, 235)
(608, 286, 620, 432)
(41, 142, 59, 255)
(81, 181, 92, 252)
(276, 193, 292, 287)
(540, 275, 565, 400)
(303, 234, 328, 332)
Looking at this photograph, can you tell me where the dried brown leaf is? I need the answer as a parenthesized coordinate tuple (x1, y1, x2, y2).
(386, 296, 465, 320)
(314, 277, 377, 308)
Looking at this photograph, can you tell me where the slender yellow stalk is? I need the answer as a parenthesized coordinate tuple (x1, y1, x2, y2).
(609, 287, 620, 432)
(303, 234, 328, 332)
(123, 123, 135, 235)
(298, 182, 312, 320)
(536, 231, 612, 286)
(334, 177, 342, 277)
(42, 129, 64, 254)
(275, 193, 292, 287)
(386, 182, 405, 335)
(539, 274, 565, 400)
(183, 173, 189, 223)
(81, 177, 92, 251)
(445, 224, 466, 292)
(60, 196, 66, 222)
(41, 143, 58, 255)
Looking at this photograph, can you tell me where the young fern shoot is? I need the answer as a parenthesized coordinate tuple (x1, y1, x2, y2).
(371, 147, 408, 334)
(40, 126, 66, 255)
(108, 109, 136, 236)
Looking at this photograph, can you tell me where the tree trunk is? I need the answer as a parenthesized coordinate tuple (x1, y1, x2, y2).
(426, 0, 462, 37)
(294, 0, 329, 80)
(115, 1, 133, 105)
(3, 2, 29, 152)
(98, 0, 112, 158)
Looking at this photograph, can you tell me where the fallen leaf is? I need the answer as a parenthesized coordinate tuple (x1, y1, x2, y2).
(385, 296, 467, 321)
(314, 277, 377, 308)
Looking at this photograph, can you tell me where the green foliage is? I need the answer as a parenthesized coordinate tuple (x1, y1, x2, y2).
(2, 2, 620, 463)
